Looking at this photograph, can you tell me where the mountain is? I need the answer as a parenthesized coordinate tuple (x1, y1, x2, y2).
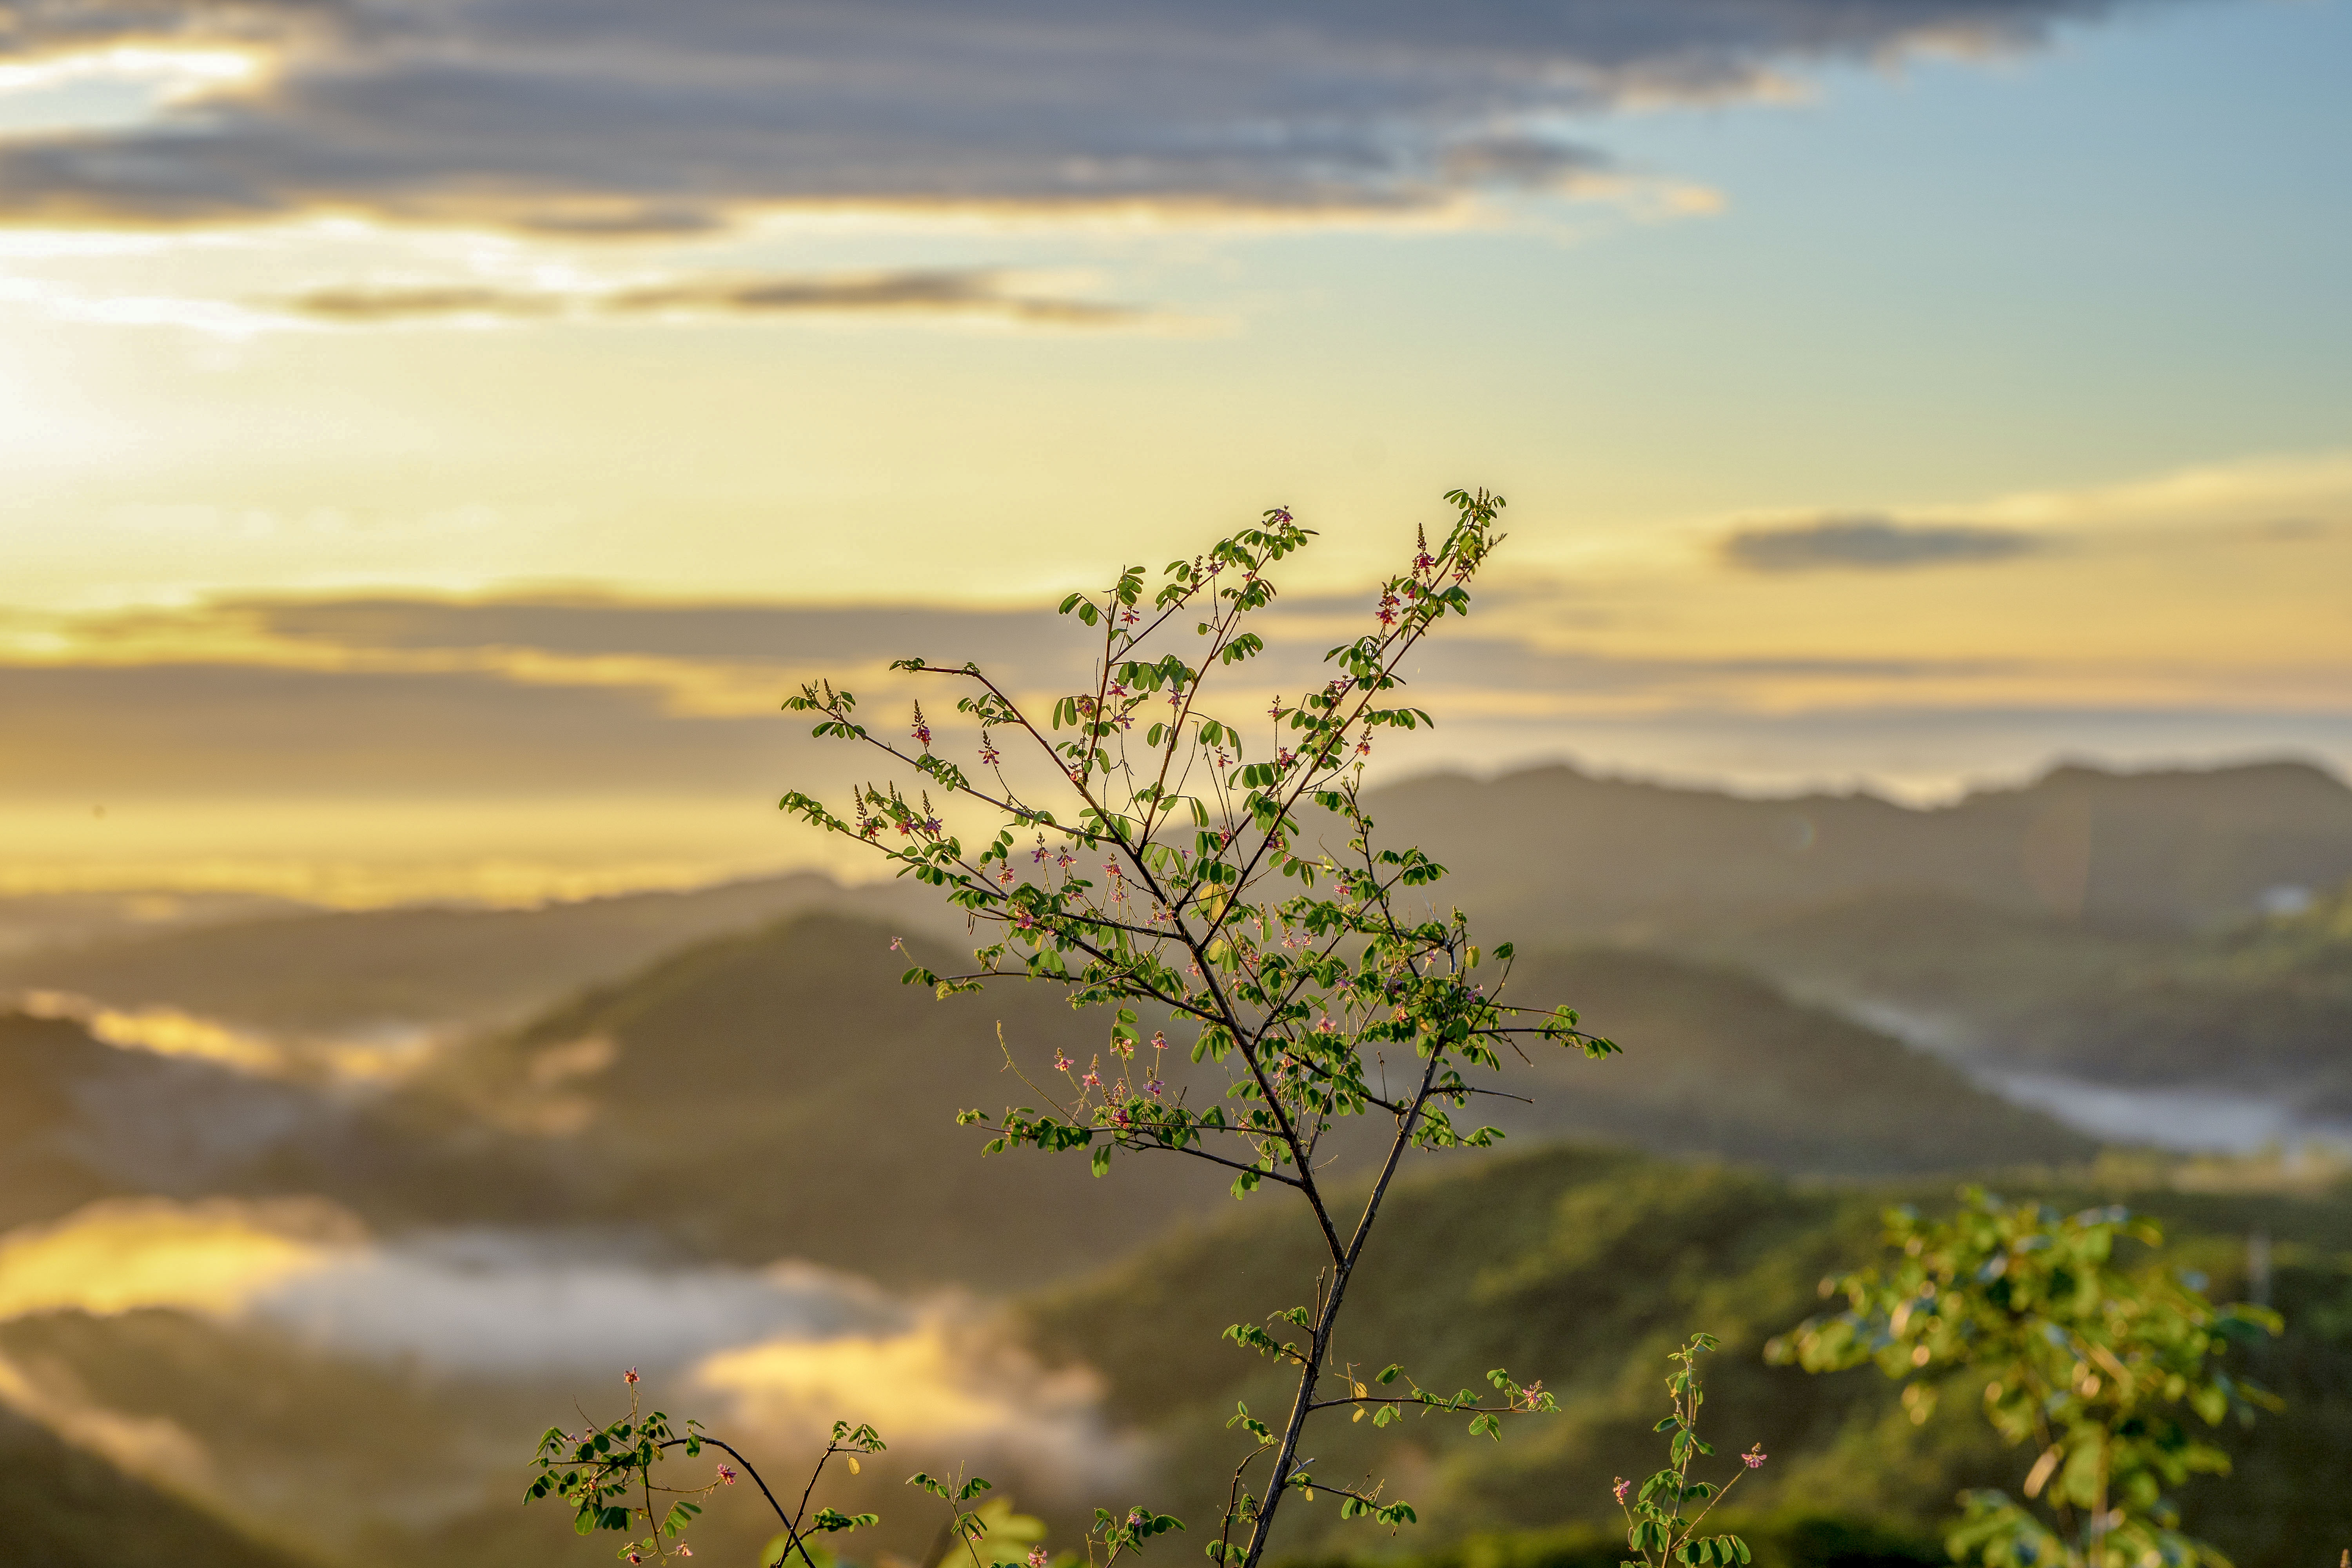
(1355, 759, 2352, 938)
(0, 871, 933, 1037)
(1472, 947, 2093, 1173)
(0, 1400, 317, 1568)
(1019, 1142, 2352, 1568)
(1684, 879, 2352, 1110)
(1335, 759, 2352, 1116)
(430, 907, 1235, 1286)
(421, 912, 2089, 1287)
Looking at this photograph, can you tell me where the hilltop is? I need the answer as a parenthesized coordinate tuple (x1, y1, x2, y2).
(1358, 758, 2352, 938)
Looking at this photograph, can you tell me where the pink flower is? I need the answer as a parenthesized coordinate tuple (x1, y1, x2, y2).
(1109, 681, 1129, 698)
(717, 1464, 736, 1485)
(1612, 1478, 1630, 1505)
(1054, 1052, 1074, 1072)
(1082, 1069, 1102, 1088)
(1149, 1031, 1166, 1051)
(623, 1367, 639, 1385)
(980, 741, 1002, 766)
(1269, 698, 1283, 719)
(998, 868, 1016, 886)
(677, 1546, 694, 1557)
(628, 1553, 643, 1564)
(1029, 1549, 1050, 1568)
(1742, 1446, 1766, 1470)
(1144, 1078, 1164, 1097)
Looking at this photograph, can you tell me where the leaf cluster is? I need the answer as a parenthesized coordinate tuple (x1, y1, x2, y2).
(1612, 1335, 1761, 1568)
(1770, 1189, 2280, 1568)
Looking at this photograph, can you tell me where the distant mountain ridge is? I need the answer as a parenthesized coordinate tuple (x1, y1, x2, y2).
(1359, 757, 2352, 939)
(0, 871, 930, 1034)
(6, 757, 2343, 1148)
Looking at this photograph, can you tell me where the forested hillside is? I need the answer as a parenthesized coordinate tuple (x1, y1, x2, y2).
(1022, 1145, 2352, 1568)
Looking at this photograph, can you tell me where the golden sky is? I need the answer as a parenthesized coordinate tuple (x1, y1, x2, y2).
(2, 0, 2347, 902)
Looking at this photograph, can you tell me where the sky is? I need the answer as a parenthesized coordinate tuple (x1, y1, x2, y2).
(1, 0, 2347, 904)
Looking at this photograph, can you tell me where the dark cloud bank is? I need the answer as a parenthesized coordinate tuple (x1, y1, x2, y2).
(1720, 515, 2043, 572)
(0, 0, 2150, 231)
(273, 270, 1147, 327)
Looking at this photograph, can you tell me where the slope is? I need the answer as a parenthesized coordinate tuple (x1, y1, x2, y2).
(1691, 880, 2352, 1109)
(1478, 947, 2093, 1173)
(1020, 1144, 2352, 1568)
(436, 907, 1234, 1286)
(429, 913, 2090, 1285)
(0, 1401, 317, 1568)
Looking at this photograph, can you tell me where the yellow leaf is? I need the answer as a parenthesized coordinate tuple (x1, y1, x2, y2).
(1353, 1409, 1365, 1423)
(847, 1457, 861, 1475)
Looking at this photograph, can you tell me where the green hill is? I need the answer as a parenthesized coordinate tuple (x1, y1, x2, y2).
(1019, 1143, 2352, 1568)
(430, 913, 2088, 1281)
(0, 1401, 317, 1568)
(435, 907, 1234, 1285)
(1687, 880, 2352, 1109)
(1470, 947, 2092, 1173)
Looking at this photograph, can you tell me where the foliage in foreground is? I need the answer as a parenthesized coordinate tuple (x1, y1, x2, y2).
(512, 493, 2290, 1568)
(1775, 1191, 2278, 1568)
(530, 492, 1604, 1564)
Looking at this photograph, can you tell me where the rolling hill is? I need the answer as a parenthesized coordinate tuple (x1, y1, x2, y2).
(1685, 878, 2352, 1109)
(423, 911, 2090, 1285)
(0, 1400, 319, 1568)
(1019, 1142, 2352, 1568)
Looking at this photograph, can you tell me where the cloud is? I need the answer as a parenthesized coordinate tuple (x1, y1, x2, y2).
(0, 0, 2147, 232)
(697, 1313, 1140, 1495)
(1719, 514, 2043, 572)
(274, 269, 1151, 327)
(0, 1198, 1135, 1487)
(0, 1196, 358, 1321)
